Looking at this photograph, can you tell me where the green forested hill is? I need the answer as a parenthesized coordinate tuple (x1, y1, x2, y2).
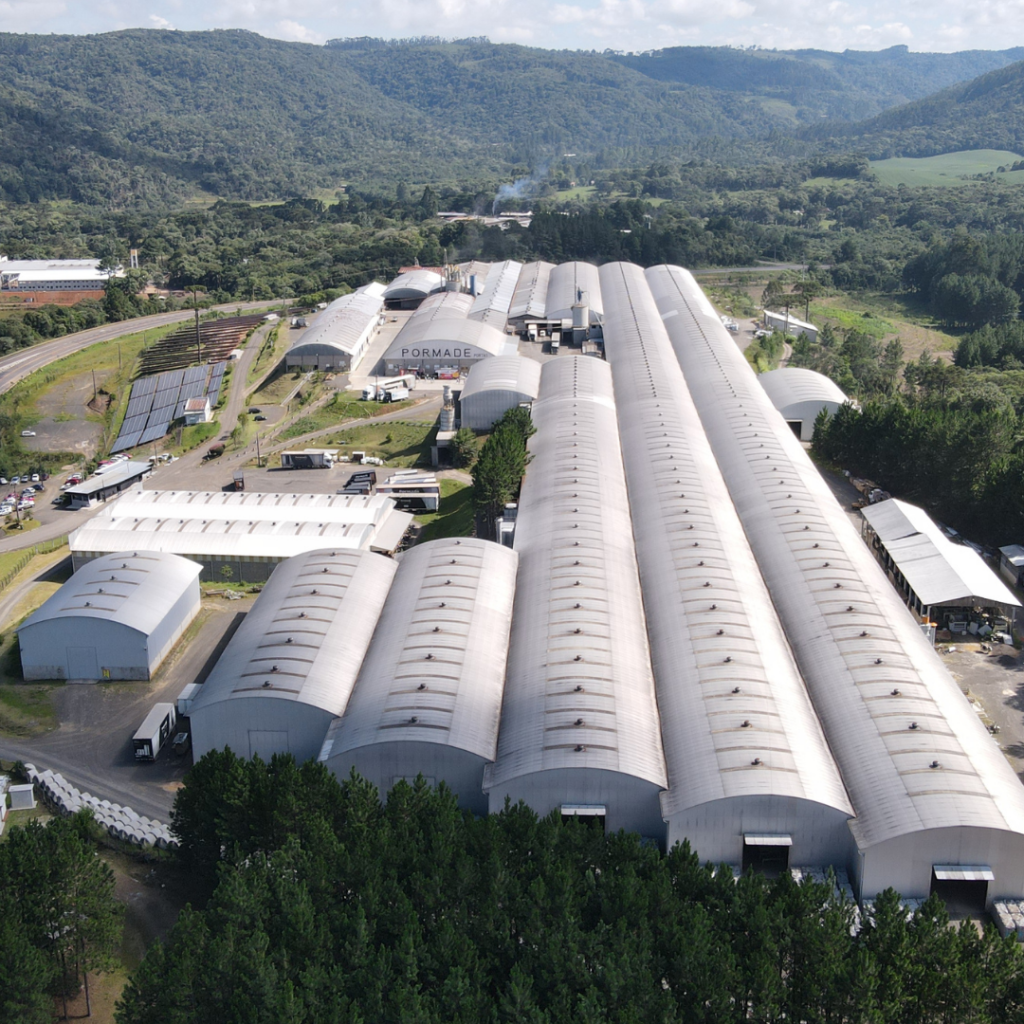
(811, 58, 1024, 158)
(0, 30, 1019, 207)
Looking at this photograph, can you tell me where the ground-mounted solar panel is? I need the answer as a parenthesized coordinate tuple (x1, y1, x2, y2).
(134, 375, 158, 397)
(156, 369, 184, 392)
(209, 361, 227, 380)
(183, 365, 207, 386)
(139, 423, 169, 445)
(179, 380, 205, 401)
(125, 395, 153, 419)
(206, 389, 220, 408)
(121, 414, 149, 435)
(112, 430, 143, 452)
(145, 412, 173, 433)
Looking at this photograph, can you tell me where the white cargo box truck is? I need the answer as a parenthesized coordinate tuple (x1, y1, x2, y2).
(133, 703, 177, 761)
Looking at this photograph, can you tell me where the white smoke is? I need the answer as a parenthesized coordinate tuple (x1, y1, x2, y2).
(492, 168, 546, 215)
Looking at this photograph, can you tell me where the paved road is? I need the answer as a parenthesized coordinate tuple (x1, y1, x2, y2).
(0, 301, 275, 396)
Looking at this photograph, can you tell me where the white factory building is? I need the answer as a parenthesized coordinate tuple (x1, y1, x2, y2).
(382, 269, 444, 309)
(285, 283, 385, 372)
(467, 260, 523, 331)
(758, 367, 848, 441)
(459, 355, 541, 432)
(69, 488, 413, 581)
(18, 552, 200, 681)
(483, 357, 669, 838)
(545, 261, 604, 326)
(189, 549, 398, 764)
(0, 256, 123, 293)
(507, 261, 554, 331)
(320, 538, 518, 815)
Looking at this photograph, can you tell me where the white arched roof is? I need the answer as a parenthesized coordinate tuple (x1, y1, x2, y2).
(288, 289, 382, 359)
(759, 368, 847, 412)
(19, 551, 200, 638)
(508, 261, 553, 321)
(646, 263, 1024, 854)
(546, 261, 604, 323)
(383, 270, 444, 301)
(320, 538, 519, 765)
(189, 549, 397, 718)
(459, 355, 541, 403)
(468, 260, 523, 330)
(385, 317, 508, 360)
(599, 261, 852, 823)
(486, 356, 667, 791)
(410, 290, 473, 322)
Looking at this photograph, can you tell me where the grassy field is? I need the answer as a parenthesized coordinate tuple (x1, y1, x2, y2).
(415, 478, 474, 542)
(808, 293, 958, 362)
(246, 323, 287, 388)
(870, 149, 1024, 187)
(277, 397, 412, 443)
(253, 366, 307, 405)
(323, 420, 436, 467)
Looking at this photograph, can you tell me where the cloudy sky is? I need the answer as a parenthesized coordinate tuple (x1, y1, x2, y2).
(0, 0, 1017, 53)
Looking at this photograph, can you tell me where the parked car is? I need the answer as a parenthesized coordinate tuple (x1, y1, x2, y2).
(32, 484, 43, 492)
(0, 478, 7, 485)
(30, 473, 39, 482)
(11, 476, 20, 484)
(254, 414, 267, 421)
(248, 407, 261, 414)
(17, 500, 33, 511)
(20, 430, 35, 437)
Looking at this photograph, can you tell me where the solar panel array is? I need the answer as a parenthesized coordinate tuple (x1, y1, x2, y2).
(112, 361, 228, 453)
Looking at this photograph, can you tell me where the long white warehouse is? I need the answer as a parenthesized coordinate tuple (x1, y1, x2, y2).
(320, 538, 518, 815)
(189, 549, 397, 764)
(647, 262, 1024, 908)
(483, 357, 668, 837)
(599, 262, 854, 871)
(285, 283, 385, 372)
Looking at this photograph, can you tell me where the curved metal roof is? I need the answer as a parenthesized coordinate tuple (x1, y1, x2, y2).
(410, 290, 473, 322)
(19, 551, 200, 638)
(646, 263, 1024, 851)
(320, 538, 519, 764)
(759, 368, 847, 412)
(862, 499, 1020, 609)
(546, 261, 604, 323)
(468, 260, 523, 330)
(599, 262, 852, 821)
(487, 356, 668, 790)
(288, 289, 382, 358)
(385, 316, 509, 359)
(508, 261, 554, 321)
(189, 549, 397, 718)
(459, 355, 541, 403)
(383, 269, 444, 300)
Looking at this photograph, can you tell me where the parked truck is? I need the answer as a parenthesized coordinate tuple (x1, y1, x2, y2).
(133, 703, 177, 761)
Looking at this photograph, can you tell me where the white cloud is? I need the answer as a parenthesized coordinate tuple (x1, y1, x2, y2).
(270, 17, 323, 42)
(149, 13, 175, 27)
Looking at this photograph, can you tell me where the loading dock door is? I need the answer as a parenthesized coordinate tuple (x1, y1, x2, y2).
(743, 834, 792, 878)
(931, 866, 993, 915)
(67, 646, 99, 679)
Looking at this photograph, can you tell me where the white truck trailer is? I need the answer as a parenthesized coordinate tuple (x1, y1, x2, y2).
(133, 703, 177, 761)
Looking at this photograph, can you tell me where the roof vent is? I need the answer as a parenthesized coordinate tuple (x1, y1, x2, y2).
(813, 543, 819, 549)
(699, 561, 705, 567)
(574, 685, 584, 692)
(875, 658, 883, 665)
(439, 601, 446, 608)
(574, 718, 584, 726)
(909, 722, 919, 730)
(834, 583, 842, 589)
(110, 575, 116, 581)
(286, 637, 293, 644)
(751, 758, 762, 766)
(311, 589, 317, 595)
(710, 603, 717, 610)
(262, 681, 271, 688)
(574, 580, 581, 586)
(574, 655, 582, 662)
(432, 625, 440, 633)
(425, 653, 433, 660)
(930, 761, 941, 769)
(445, 579, 452, 585)
(574, 560, 580, 566)
(692, 542, 699, 548)
(85, 601, 90, 607)
(846, 606, 854, 612)
(122, 564, 127, 568)
(322, 567, 329, 573)
(450, 558, 457, 564)
(455, 540, 461, 545)
(574, 628, 582, 634)
(703, 582, 711, 588)
(410, 716, 419, 724)
(860, 631, 869, 637)
(891, 688, 900, 696)
(574, 744, 586, 752)
(417, 683, 427, 690)
(299, 612, 306, 618)
(98, 588, 104, 594)
(741, 720, 751, 728)
(271, 666, 278, 672)
(717, 629, 725, 636)
(574, 603, 581, 609)
(732, 686, 741, 694)
(724, 656, 732, 663)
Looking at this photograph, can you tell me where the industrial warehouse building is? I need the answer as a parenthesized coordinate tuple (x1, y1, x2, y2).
(467, 260, 522, 331)
(189, 549, 398, 763)
(285, 283, 385, 372)
(382, 269, 443, 309)
(178, 258, 1024, 912)
(763, 309, 819, 343)
(18, 552, 200, 681)
(68, 488, 413, 580)
(507, 261, 554, 332)
(861, 497, 1020, 632)
(0, 256, 124, 305)
(758, 367, 848, 441)
(320, 539, 519, 815)
(459, 355, 541, 431)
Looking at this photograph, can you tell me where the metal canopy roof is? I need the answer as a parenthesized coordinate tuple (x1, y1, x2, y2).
(546, 261, 604, 323)
(646, 262, 1024, 851)
(862, 499, 1020, 609)
(508, 261, 554, 321)
(468, 260, 523, 330)
(410, 290, 473, 322)
(19, 551, 200, 638)
(321, 538, 518, 764)
(459, 355, 541, 403)
(189, 549, 397, 716)
(486, 356, 668, 791)
(759, 367, 847, 411)
(599, 261, 852, 821)
(933, 865, 994, 881)
(64, 462, 149, 496)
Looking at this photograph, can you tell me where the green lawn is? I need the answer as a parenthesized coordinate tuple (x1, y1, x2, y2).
(416, 479, 474, 542)
(278, 398, 411, 442)
(324, 420, 436, 468)
(870, 149, 1024, 187)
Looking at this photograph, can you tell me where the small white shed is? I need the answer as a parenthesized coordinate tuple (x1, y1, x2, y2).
(759, 367, 847, 440)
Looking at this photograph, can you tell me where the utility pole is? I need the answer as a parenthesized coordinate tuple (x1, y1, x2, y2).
(255, 432, 261, 468)
(91, 369, 97, 403)
(192, 287, 201, 364)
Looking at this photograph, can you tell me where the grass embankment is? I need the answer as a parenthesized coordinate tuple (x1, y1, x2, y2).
(320, 420, 436, 468)
(2, 321, 180, 472)
(415, 479, 474, 542)
(278, 397, 412, 442)
(253, 366, 307, 405)
(870, 149, 1024, 188)
(246, 323, 287, 388)
(176, 420, 220, 454)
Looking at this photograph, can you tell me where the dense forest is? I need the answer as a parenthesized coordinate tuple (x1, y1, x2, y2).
(0, 31, 1022, 205)
(101, 751, 1024, 1024)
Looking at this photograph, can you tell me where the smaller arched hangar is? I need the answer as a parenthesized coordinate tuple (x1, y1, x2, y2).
(758, 367, 847, 440)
